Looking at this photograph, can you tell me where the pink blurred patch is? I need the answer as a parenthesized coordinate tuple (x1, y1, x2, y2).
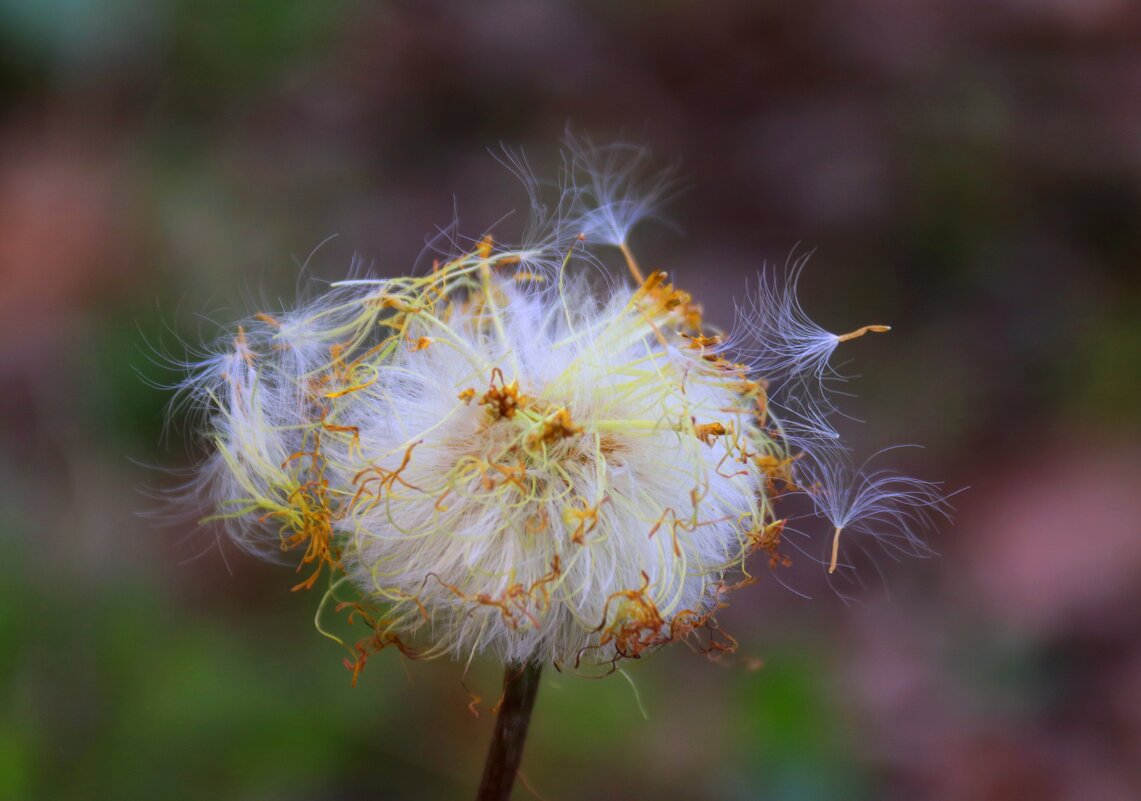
(0, 113, 137, 352)
(962, 436, 1141, 635)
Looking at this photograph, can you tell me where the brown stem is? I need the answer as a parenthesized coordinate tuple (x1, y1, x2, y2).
(475, 662, 543, 801)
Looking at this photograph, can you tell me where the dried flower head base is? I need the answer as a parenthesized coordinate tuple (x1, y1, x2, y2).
(171, 138, 949, 800)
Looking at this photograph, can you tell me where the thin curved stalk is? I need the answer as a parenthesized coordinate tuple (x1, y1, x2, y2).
(475, 662, 542, 801)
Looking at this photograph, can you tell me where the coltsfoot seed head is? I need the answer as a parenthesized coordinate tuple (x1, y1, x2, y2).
(171, 140, 948, 679)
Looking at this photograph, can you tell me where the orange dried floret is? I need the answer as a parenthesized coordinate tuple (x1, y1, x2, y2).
(595, 572, 667, 659)
(564, 497, 608, 544)
(694, 421, 727, 445)
(481, 367, 527, 420)
(260, 478, 341, 592)
(350, 440, 423, 510)
(746, 518, 792, 570)
(527, 407, 583, 450)
(754, 453, 798, 495)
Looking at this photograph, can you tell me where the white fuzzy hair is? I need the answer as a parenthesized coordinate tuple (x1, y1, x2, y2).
(795, 449, 953, 576)
(175, 141, 946, 674)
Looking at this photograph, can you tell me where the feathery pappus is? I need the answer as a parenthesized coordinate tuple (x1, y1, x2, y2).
(171, 138, 949, 680)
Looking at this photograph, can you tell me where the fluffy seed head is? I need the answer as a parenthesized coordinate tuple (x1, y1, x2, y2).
(171, 143, 948, 677)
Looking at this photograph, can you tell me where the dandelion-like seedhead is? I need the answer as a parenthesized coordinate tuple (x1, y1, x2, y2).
(171, 141, 948, 679)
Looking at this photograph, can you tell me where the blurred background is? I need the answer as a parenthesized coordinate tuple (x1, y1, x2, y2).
(2, 1, 1139, 799)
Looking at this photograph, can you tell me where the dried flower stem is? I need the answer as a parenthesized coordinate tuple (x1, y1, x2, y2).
(476, 662, 542, 801)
